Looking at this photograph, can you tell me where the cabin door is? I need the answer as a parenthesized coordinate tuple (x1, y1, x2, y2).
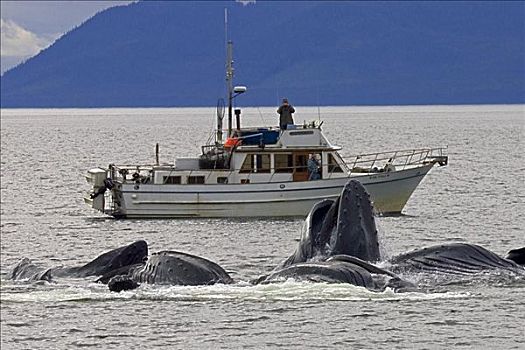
(293, 152, 309, 182)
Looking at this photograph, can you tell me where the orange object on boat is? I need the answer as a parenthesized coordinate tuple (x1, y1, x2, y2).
(224, 137, 241, 148)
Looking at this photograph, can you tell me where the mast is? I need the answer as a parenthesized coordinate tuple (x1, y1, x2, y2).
(222, 8, 245, 139)
(224, 8, 234, 139)
(216, 10, 228, 144)
(226, 40, 234, 138)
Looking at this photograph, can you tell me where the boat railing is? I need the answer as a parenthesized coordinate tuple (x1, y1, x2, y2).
(104, 147, 447, 184)
(106, 162, 339, 183)
(341, 147, 448, 174)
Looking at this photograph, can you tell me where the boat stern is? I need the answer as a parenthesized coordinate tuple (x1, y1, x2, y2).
(84, 168, 111, 213)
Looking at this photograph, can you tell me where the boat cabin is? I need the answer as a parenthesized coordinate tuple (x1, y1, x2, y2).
(109, 125, 349, 186)
(168, 125, 347, 185)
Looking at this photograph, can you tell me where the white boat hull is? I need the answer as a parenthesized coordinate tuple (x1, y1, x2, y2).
(106, 164, 434, 218)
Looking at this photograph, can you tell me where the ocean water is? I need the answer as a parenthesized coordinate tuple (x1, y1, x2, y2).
(1, 105, 524, 349)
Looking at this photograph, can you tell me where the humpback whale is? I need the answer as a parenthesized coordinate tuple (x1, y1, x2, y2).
(280, 180, 380, 268)
(389, 243, 525, 276)
(108, 180, 393, 293)
(256, 255, 418, 292)
(10, 180, 523, 294)
(255, 180, 414, 291)
(10, 240, 148, 282)
(10, 240, 232, 292)
(10, 258, 53, 282)
(106, 250, 233, 292)
(256, 180, 524, 290)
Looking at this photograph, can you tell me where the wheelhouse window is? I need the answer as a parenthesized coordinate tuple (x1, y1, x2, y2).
(217, 177, 228, 184)
(240, 154, 254, 173)
(328, 154, 343, 173)
(241, 154, 271, 173)
(187, 176, 205, 184)
(274, 154, 293, 173)
(163, 176, 181, 184)
(256, 154, 270, 173)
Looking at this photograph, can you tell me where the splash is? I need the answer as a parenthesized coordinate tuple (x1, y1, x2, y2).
(1, 279, 470, 304)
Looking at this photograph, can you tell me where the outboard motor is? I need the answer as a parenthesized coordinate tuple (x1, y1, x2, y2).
(90, 178, 114, 199)
(85, 168, 111, 212)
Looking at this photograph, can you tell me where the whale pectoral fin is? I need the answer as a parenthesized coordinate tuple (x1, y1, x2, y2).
(506, 247, 525, 266)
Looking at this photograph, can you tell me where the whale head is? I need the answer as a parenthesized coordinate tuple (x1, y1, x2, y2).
(280, 180, 381, 268)
(324, 179, 380, 262)
(71, 240, 149, 278)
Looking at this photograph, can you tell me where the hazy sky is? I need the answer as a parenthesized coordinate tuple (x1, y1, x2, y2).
(0, 1, 133, 73)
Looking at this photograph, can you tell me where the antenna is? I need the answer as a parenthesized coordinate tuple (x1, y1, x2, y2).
(224, 8, 233, 137)
(223, 8, 246, 137)
(224, 8, 228, 46)
(226, 41, 233, 137)
(215, 8, 230, 144)
(317, 86, 321, 121)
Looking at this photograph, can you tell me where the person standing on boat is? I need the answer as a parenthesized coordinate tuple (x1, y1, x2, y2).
(308, 154, 321, 180)
(277, 98, 295, 130)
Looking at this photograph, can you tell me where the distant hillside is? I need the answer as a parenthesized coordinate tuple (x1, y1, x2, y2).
(1, 1, 524, 107)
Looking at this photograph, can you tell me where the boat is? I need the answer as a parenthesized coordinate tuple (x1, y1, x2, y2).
(84, 41, 448, 218)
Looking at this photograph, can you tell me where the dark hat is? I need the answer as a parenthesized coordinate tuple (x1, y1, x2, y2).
(282, 98, 289, 103)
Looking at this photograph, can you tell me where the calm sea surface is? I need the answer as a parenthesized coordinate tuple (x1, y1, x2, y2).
(1, 105, 524, 349)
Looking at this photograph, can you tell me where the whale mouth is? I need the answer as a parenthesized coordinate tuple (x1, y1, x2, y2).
(282, 180, 381, 268)
(75, 240, 149, 278)
(115, 240, 149, 267)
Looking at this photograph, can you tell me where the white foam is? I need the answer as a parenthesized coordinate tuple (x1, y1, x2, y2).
(1, 279, 471, 304)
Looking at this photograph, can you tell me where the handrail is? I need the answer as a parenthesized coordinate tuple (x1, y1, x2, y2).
(341, 147, 447, 173)
(105, 146, 447, 183)
(108, 158, 351, 175)
(342, 146, 446, 159)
